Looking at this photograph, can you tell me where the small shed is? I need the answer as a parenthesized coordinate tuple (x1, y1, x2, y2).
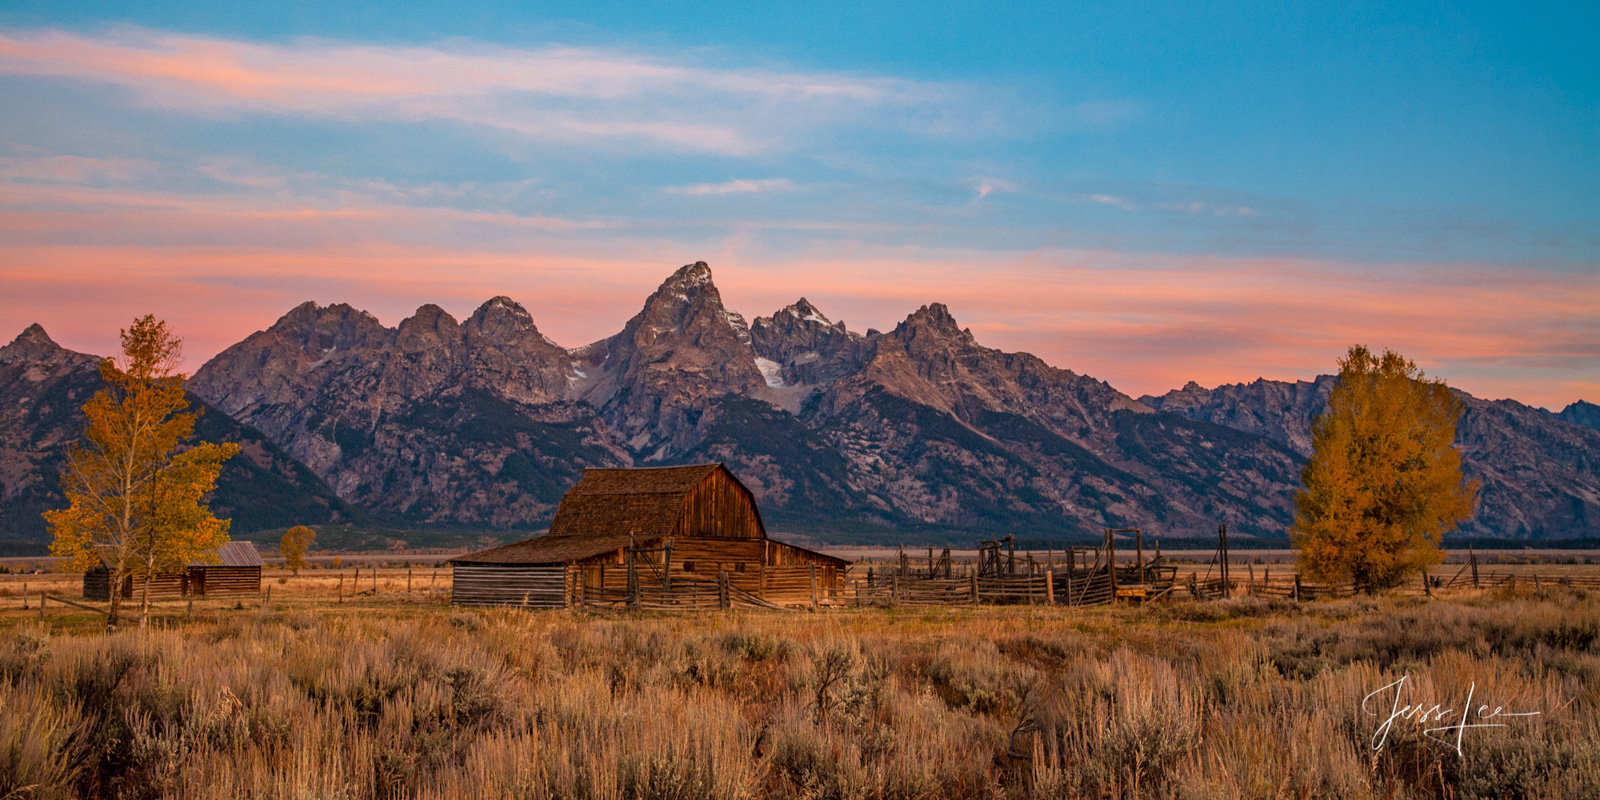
(451, 464, 848, 608)
(83, 541, 264, 601)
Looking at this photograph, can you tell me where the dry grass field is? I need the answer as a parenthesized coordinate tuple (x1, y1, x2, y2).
(1, 568, 1598, 800)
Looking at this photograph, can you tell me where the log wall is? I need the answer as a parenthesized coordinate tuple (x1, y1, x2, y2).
(194, 566, 261, 597)
(451, 564, 567, 608)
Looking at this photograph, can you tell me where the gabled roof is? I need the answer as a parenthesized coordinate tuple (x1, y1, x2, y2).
(208, 542, 265, 567)
(547, 464, 750, 540)
(450, 533, 648, 566)
(93, 540, 264, 569)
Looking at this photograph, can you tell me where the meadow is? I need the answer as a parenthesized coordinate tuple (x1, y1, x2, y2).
(0, 577, 1597, 800)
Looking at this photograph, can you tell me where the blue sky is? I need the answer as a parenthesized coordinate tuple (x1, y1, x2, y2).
(0, 1, 1595, 407)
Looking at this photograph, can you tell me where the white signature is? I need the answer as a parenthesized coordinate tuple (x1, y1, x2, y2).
(1363, 675, 1541, 757)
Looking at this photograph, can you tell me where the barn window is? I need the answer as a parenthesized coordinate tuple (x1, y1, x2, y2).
(735, 563, 745, 572)
(684, 561, 696, 572)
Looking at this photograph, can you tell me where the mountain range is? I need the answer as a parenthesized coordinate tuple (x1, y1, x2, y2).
(4, 261, 1597, 545)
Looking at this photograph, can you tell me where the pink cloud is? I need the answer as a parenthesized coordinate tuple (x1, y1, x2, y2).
(0, 29, 952, 155)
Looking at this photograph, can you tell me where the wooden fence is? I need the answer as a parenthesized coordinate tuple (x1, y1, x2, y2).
(852, 563, 1178, 608)
(578, 567, 821, 611)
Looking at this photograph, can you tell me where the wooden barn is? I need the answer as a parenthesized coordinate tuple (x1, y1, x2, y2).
(451, 464, 849, 608)
(83, 541, 264, 601)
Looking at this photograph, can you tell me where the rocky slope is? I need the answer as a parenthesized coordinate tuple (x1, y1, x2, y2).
(188, 297, 622, 527)
(0, 325, 360, 543)
(1562, 400, 1600, 433)
(1142, 379, 1600, 539)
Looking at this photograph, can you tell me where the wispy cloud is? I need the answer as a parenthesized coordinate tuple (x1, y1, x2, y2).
(972, 176, 1016, 199)
(0, 28, 983, 155)
(1080, 191, 1257, 217)
(664, 178, 797, 196)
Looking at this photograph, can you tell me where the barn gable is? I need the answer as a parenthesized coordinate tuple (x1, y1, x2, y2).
(546, 464, 766, 541)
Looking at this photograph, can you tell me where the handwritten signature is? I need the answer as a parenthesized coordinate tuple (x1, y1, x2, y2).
(1363, 675, 1540, 757)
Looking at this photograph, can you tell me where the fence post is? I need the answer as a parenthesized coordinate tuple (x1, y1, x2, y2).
(1045, 570, 1054, 605)
(39, 591, 45, 620)
(1533, 573, 1542, 592)
(718, 570, 730, 610)
(1105, 529, 1118, 601)
(1422, 572, 1432, 598)
(1293, 574, 1302, 603)
(1063, 567, 1072, 607)
(809, 563, 818, 609)
(1248, 563, 1255, 596)
(407, 568, 412, 594)
(1470, 547, 1480, 588)
(890, 573, 900, 606)
(969, 572, 978, 604)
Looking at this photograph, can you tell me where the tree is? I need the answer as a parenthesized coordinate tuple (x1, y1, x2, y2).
(43, 316, 238, 627)
(281, 526, 316, 574)
(1292, 345, 1478, 589)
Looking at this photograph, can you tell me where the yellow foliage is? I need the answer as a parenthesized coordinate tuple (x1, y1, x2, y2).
(1292, 345, 1478, 588)
(281, 525, 317, 574)
(42, 315, 238, 625)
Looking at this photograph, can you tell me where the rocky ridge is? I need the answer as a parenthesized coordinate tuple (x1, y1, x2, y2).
(8, 261, 1595, 543)
(0, 325, 360, 541)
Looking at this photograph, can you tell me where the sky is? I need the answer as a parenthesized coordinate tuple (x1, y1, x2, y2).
(0, 1, 1595, 409)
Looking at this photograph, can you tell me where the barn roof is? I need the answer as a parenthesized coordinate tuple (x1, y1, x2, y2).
(450, 533, 650, 566)
(93, 540, 264, 569)
(207, 542, 265, 567)
(546, 464, 754, 540)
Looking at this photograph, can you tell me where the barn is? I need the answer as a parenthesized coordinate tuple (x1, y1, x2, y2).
(450, 464, 849, 608)
(83, 541, 264, 601)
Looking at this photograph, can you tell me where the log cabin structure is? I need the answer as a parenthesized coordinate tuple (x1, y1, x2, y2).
(450, 464, 849, 608)
(82, 541, 264, 601)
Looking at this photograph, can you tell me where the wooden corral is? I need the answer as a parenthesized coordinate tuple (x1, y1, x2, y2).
(451, 464, 850, 609)
(82, 542, 264, 601)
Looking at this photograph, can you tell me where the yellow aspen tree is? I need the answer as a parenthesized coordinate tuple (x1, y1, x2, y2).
(43, 316, 238, 627)
(1292, 345, 1478, 588)
(280, 525, 316, 574)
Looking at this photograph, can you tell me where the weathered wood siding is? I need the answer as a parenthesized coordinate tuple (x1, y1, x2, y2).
(571, 536, 844, 605)
(193, 566, 260, 597)
(451, 564, 567, 608)
(673, 469, 763, 539)
(83, 569, 111, 601)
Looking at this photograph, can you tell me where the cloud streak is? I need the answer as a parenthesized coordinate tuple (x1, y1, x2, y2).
(664, 178, 797, 196)
(0, 28, 973, 155)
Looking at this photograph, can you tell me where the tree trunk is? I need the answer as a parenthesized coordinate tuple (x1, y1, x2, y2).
(107, 565, 124, 627)
(140, 556, 154, 628)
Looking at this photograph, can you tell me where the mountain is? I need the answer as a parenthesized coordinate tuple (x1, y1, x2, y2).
(1142, 378, 1600, 539)
(1562, 400, 1600, 433)
(0, 325, 361, 544)
(188, 297, 624, 528)
(187, 263, 1308, 540)
(18, 259, 1585, 544)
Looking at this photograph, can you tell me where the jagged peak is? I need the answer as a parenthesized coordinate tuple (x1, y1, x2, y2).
(10, 323, 55, 348)
(398, 303, 459, 331)
(468, 296, 534, 325)
(897, 303, 966, 339)
(275, 300, 382, 330)
(662, 260, 714, 290)
(773, 297, 833, 325)
(0, 323, 98, 367)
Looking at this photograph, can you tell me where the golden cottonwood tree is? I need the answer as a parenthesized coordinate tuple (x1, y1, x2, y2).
(43, 316, 238, 627)
(280, 525, 316, 574)
(1292, 345, 1478, 589)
